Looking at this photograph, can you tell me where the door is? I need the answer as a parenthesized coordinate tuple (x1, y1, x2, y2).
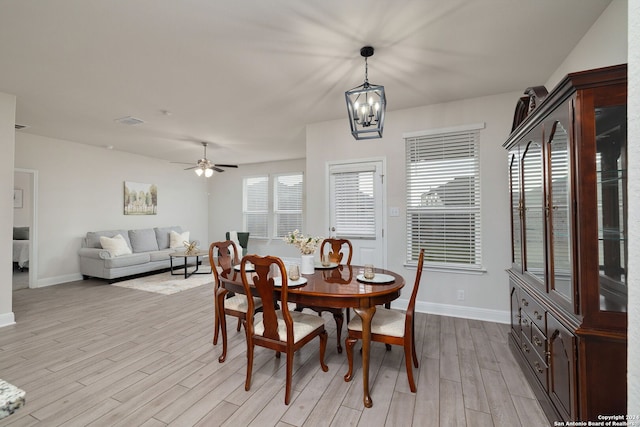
(328, 160, 385, 267)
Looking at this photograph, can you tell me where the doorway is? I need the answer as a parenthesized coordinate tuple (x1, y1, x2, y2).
(13, 168, 37, 290)
(327, 159, 386, 267)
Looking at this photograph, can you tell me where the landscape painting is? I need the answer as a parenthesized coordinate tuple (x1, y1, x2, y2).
(124, 181, 157, 215)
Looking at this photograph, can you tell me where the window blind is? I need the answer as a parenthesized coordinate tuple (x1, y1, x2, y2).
(330, 165, 376, 239)
(243, 176, 268, 237)
(405, 126, 482, 267)
(274, 173, 303, 237)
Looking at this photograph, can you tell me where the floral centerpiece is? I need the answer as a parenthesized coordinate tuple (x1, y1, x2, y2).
(283, 229, 322, 254)
(284, 230, 323, 274)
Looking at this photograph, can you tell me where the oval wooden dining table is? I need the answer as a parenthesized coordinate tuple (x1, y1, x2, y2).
(217, 263, 405, 408)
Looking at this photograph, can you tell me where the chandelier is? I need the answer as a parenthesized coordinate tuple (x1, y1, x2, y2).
(345, 46, 386, 140)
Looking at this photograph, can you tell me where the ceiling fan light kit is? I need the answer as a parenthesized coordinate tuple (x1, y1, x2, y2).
(345, 46, 386, 140)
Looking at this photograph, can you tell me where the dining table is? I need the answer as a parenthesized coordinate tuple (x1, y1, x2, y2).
(217, 262, 405, 408)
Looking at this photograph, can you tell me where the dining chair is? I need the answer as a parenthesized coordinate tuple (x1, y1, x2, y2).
(240, 254, 329, 405)
(209, 240, 262, 362)
(296, 238, 353, 353)
(344, 248, 425, 392)
(321, 238, 353, 265)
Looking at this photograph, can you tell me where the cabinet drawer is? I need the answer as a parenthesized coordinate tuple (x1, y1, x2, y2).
(520, 291, 546, 332)
(522, 334, 549, 391)
(531, 321, 547, 362)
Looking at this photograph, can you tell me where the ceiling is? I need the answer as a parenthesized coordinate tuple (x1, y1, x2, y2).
(1, 0, 612, 167)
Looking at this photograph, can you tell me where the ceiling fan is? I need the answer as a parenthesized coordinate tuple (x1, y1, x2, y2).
(173, 142, 238, 177)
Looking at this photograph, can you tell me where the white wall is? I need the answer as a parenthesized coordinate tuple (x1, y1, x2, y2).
(627, 0, 639, 417)
(208, 158, 307, 259)
(546, 0, 628, 90)
(14, 132, 210, 287)
(306, 92, 517, 322)
(0, 91, 16, 327)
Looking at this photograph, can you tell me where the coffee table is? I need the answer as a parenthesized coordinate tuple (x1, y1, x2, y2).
(169, 250, 211, 279)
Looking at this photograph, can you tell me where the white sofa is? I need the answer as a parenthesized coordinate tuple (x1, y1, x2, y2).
(78, 226, 188, 281)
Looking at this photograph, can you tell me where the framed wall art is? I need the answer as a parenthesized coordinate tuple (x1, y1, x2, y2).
(124, 181, 157, 215)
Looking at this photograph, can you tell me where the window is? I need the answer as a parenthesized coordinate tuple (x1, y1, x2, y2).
(243, 173, 303, 238)
(274, 174, 303, 237)
(405, 123, 484, 269)
(243, 176, 268, 237)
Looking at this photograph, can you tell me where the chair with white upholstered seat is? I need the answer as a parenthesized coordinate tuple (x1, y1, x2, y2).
(209, 240, 262, 363)
(344, 248, 424, 392)
(240, 254, 328, 405)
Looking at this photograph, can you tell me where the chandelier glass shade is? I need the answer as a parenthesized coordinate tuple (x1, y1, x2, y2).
(345, 46, 386, 140)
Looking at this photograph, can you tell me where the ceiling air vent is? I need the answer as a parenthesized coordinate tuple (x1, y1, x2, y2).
(115, 116, 144, 126)
(15, 124, 29, 130)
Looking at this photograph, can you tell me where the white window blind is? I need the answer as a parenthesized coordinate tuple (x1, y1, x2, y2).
(274, 173, 303, 237)
(405, 125, 482, 267)
(243, 176, 268, 237)
(330, 165, 376, 239)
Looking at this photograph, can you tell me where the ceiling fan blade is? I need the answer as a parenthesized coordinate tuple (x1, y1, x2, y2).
(171, 161, 195, 165)
(213, 167, 225, 173)
(213, 164, 238, 168)
(183, 166, 197, 170)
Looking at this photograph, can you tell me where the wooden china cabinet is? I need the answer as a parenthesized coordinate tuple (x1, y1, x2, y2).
(504, 64, 627, 423)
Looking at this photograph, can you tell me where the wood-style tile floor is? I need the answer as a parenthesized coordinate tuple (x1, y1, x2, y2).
(0, 278, 548, 426)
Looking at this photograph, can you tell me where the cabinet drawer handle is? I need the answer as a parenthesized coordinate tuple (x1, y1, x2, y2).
(534, 361, 544, 374)
(523, 344, 530, 353)
(522, 318, 528, 326)
(521, 298, 529, 307)
(534, 310, 543, 320)
(533, 336, 543, 347)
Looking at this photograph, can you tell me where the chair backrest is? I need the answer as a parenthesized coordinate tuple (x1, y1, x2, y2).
(209, 240, 240, 289)
(320, 238, 353, 265)
(226, 231, 250, 256)
(241, 255, 293, 342)
(404, 249, 425, 334)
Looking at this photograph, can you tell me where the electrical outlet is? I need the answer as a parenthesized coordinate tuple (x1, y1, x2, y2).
(457, 290, 465, 301)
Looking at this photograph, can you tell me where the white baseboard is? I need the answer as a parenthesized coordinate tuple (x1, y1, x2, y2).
(391, 298, 510, 324)
(0, 311, 16, 328)
(34, 273, 83, 288)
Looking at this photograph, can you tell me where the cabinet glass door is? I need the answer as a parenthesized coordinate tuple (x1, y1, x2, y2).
(547, 121, 573, 303)
(596, 105, 627, 312)
(522, 138, 545, 285)
(509, 148, 522, 270)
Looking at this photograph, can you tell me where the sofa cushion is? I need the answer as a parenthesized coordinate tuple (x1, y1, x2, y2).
(104, 252, 150, 268)
(100, 234, 133, 257)
(154, 226, 183, 249)
(86, 230, 132, 249)
(129, 228, 159, 253)
(13, 226, 29, 240)
(170, 230, 190, 249)
(149, 250, 172, 262)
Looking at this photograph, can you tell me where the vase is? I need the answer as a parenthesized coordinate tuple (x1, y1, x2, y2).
(300, 254, 315, 275)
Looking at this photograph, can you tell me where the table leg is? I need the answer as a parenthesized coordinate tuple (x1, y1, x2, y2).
(354, 305, 376, 408)
(183, 257, 188, 279)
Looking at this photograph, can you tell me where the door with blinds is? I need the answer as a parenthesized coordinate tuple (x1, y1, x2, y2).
(328, 161, 385, 267)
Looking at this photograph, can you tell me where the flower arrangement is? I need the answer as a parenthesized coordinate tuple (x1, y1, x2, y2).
(283, 229, 323, 255)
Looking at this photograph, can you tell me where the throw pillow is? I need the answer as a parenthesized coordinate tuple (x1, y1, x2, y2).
(100, 234, 133, 257)
(170, 230, 190, 249)
(129, 228, 159, 253)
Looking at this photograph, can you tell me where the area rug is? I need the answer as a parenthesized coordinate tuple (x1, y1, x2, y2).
(112, 271, 213, 295)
